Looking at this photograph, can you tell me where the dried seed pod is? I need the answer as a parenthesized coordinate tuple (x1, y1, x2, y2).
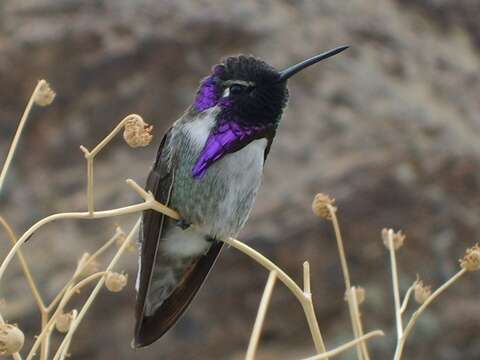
(55, 311, 75, 333)
(33, 80, 56, 106)
(382, 228, 406, 251)
(460, 243, 480, 272)
(353, 286, 366, 305)
(344, 286, 366, 305)
(414, 280, 431, 304)
(105, 272, 128, 293)
(311, 193, 336, 220)
(123, 115, 153, 148)
(0, 323, 24, 356)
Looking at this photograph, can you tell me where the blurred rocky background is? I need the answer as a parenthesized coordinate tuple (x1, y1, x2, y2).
(0, 0, 479, 359)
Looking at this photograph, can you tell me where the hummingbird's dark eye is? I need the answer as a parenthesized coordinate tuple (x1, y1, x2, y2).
(229, 84, 246, 95)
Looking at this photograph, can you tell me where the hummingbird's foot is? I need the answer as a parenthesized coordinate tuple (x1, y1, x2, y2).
(206, 236, 217, 243)
(175, 219, 191, 230)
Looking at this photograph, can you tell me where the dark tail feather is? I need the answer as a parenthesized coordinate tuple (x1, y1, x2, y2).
(133, 241, 223, 348)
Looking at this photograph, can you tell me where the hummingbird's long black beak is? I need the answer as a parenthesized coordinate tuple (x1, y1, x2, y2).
(277, 45, 349, 82)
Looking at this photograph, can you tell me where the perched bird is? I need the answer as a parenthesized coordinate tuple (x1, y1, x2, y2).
(134, 46, 349, 347)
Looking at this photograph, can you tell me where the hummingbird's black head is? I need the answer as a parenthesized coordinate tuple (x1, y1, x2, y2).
(193, 46, 349, 128)
(194, 55, 288, 127)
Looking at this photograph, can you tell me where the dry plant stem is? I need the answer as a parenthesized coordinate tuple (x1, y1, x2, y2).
(387, 230, 403, 341)
(0, 216, 50, 360)
(26, 272, 108, 360)
(327, 205, 370, 359)
(0, 216, 46, 311)
(345, 289, 362, 360)
(79, 114, 140, 214)
(59, 310, 77, 360)
(47, 230, 123, 312)
(303, 262, 311, 294)
(0, 81, 44, 193)
(46, 254, 90, 313)
(40, 311, 50, 360)
(28, 231, 129, 358)
(400, 281, 416, 315)
(245, 270, 277, 360)
(350, 288, 369, 359)
(302, 262, 329, 360)
(394, 268, 467, 360)
(0, 178, 179, 285)
(225, 237, 328, 356)
(302, 330, 384, 360)
(0, 202, 147, 282)
(327, 204, 351, 290)
(346, 287, 370, 360)
(53, 220, 140, 360)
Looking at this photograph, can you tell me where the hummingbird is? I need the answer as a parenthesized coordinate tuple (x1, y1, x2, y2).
(133, 45, 349, 348)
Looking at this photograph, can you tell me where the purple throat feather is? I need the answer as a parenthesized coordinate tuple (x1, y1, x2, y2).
(191, 120, 270, 179)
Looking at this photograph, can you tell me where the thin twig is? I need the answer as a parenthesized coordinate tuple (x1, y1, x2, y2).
(58, 309, 77, 360)
(345, 288, 363, 360)
(346, 287, 370, 360)
(246, 271, 277, 360)
(40, 311, 50, 360)
(52, 219, 140, 360)
(0, 189, 175, 284)
(327, 204, 351, 290)
(224, 237, 328, 356)
(387, 230, 403, 341)
(47, 229, 123, 312)
(303, 262, 311, 294)
(0, 216, 50, 359)
(301, 330, 384, 360)
(79, 114, 138, 214)
(400, 280, 417, 315)
(351, 287, 370, 359)
(327, 205, 371, 359)
(26, 272, 107, 360)
(394, 269, 467, 360)
(0, 81, 44, 193)
(0, 216, 45, 311)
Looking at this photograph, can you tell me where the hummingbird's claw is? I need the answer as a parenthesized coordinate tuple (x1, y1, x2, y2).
(176, 219, 191, 230)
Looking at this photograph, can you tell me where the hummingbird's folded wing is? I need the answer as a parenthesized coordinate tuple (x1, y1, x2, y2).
(133, 128, 223, 348)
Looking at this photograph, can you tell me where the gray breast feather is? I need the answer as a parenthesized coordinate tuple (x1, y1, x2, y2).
(167, 107, 267, 241)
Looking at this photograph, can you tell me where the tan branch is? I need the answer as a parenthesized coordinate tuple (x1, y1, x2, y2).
(79, 114, 142, 213)
(224, 237, 328, 356)
(302, 330, 384, 360)
(327, 204, 351, 290)
(400, 279, 418, 315)
(387, 229, 403, 342)
(0, 216, 45, 312)
(0, 81, 48, 193)
(58, 310, 77, 360)
(26, 272, 108, 360)
(0, 193, 158, 284)
(246, 270, 277, 360)
(394, 269, 467, 360)
(327, 205, 370, 359)
(47, 229, 124, 313)
(52, 220, 140, 359)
